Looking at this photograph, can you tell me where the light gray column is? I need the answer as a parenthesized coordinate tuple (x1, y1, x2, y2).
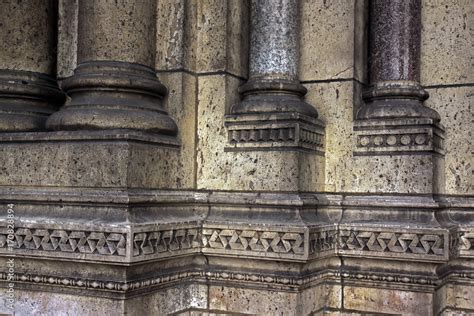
(0, 0, 65, 132)
(249, 0, 298, 81)
(231, 0, 317, 118)
(47, 0, 177, 135)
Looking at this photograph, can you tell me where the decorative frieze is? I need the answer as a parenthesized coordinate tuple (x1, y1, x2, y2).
(339, 228, 448, 261)
(5, 265, 461, 295)
(202, 228, 305, 255)
(308, 227, 337, 256)
(0, 222, 452, 263)
(450, 229, 474, 258)
(354, 118, 445, 155)
(0, 227, 126, 257)
(226, 113, 325, 153)
(133, 228, 200, 257)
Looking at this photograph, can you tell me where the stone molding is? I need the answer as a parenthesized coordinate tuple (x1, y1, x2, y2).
(0, 129, 179, 147)
(0, 188, 472, 310)
(0, 221, 457, 263)
(4, 265, 471, 295)
(0, 70, 65, 132)
(338, 227, 447, 261)
(451, 229, 474, 258)
(354, 118, 445, 155)
(224, 0, 325, 152)
(225, 112, 325, 153)
(46, 61, 178, 135)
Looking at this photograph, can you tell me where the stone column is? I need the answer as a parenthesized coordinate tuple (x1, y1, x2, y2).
(357, 0, 439, 120)
(226, 0, 324, 152)
(0, 0, 65, 132)
(47, 0, 177, 135)
(353, 0, 445, 194)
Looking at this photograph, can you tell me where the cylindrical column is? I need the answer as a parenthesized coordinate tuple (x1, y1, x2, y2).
(358, 0, 439, 120)
(231, 0, 317, 118)
(0, 0, 65, 131)
(47, 0, 177, 135)
(249, 0, 298, 81)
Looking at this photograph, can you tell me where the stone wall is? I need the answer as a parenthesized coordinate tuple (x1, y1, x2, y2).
(0, 0, 472, 315)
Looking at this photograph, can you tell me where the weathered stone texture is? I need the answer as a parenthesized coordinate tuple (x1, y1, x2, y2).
(304, 81, 354, 192)
(369, 0, 422, 82)
(156, 0, 185, 71)
(421, 0, 473, 86)
(209, 286, 299, 315)
(426, 87, 473, 194)
(300, 0, 359, 81)
(159, 72, 198, 188)
(250, 0, 299, 80)
(0, 1, 472, 315)
(343, 286, 433, 315)
(197, 75, 302, 191)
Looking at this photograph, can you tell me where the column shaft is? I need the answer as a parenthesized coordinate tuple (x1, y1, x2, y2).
(227, 0, 324, 153)
(47, 0, 177, 135)
(77, 0, 155, 66)
(0, 0, 65, 131)
(250, 0, 298, 80)
(231, 0, 317, 118)
(357, 0, 439, 120)
(353, 0, 445, 193)
(369, 0, 421, 83)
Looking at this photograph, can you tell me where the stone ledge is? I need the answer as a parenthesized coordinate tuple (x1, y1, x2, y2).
(1, 188, 472, 264)
(0, 129, 179, 147)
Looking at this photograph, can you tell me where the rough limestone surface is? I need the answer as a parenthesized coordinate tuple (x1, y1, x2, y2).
(0, 0, 472, 315)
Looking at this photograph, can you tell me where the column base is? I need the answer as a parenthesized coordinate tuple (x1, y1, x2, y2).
(352, 118, 445, 193)
(46, 61, 178, 135)
(0, 130, 179, 189)
(225, 112, 325, 153)
(0, 70, 65, 132)
(354, 117, 445, 155)
(226, 78, 324, 152)
(357, 81, 440, 121)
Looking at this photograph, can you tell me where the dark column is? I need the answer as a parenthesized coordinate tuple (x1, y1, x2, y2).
(47, 0, 177, 135)
(0, 0, 65, 132)
(357, 0, 439, 120)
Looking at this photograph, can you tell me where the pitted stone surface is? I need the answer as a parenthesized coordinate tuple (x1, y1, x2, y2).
(299, 0, 359, 82)
(426, 87, 473, 194)
(421, 0, 473, 85)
